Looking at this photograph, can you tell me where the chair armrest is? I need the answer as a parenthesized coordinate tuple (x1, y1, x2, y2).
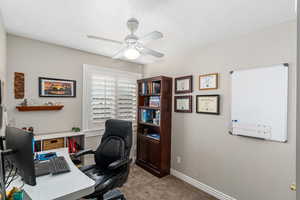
(73, 149, 95, 158)
(108, 159, 132, 170)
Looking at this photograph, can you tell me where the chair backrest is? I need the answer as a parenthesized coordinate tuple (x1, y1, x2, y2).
(94, 119, 132, 169)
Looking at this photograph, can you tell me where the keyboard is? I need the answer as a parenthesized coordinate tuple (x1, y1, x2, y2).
(35, 161, 50, 177)
(49, 156, 71, 175)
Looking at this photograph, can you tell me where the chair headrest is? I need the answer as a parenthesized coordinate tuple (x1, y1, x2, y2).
(103, 119, 132, 148)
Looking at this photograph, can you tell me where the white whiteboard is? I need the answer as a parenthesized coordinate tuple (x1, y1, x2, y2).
(231, 64, 288, 142)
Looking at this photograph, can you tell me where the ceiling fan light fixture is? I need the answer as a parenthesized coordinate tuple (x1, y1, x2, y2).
(124, 47, 140, 60)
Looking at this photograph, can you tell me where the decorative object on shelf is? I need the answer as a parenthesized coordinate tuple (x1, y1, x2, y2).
(21, 126, 34, 133)
(39, 77, 76, 97)
(196, 95, 220, 115)
(16, 105, 64, 111)
(28, 127, 34, 133)
(175, 75, 193, 94)
(174, 95, 192, 113)
(71, 127, 81, 132)
(199, 73, 218, 90)
(14, 72, 25, 99)
(20, 98, 28, 106)
(44, 101, 54, 106)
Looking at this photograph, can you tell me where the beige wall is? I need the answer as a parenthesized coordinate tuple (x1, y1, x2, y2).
(144, 20, 297, 200)
(297, 1, 300, 198)
(0, 14, 6, 102)
(6, 35, 142, 134)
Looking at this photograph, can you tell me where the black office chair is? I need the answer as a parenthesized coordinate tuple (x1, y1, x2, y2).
(74, 119, 132, 200)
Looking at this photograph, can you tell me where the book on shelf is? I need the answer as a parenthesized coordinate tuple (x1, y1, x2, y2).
(149, 96, 160, 107)
(152, 81, 161, 94)
(140, 109, 160, 126)
(141, 109, 152, 123)
(140, 81, 161, 95)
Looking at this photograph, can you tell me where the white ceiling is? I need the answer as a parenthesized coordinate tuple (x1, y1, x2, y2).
(0, 0, 296, 64)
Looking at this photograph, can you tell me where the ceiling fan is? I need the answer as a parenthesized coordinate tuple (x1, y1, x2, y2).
(87, 18, 164, 60)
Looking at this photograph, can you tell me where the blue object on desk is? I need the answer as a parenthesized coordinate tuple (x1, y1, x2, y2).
(36, 152, 57, 161)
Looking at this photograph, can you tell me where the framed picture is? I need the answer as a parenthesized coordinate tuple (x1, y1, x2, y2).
(196, 95, 220, 115)
(175, 75, 193, 94)
(39, 77, 76, 97)
(199, 73, 218, 90)
(174, 95, 192, 113)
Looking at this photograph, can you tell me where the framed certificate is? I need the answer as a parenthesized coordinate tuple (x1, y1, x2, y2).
(199, 73, 218, 90)
(175, 75, 193, 94)
(196, 95, 220, 115)
(174, 96, 192, 113)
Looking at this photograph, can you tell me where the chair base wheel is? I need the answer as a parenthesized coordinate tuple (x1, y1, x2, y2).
(102, 189, 125, 200)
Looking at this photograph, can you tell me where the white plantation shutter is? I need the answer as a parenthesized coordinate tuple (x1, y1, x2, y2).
(83, 65, 141, 131)
(91, 76, 116, 124)
(117, 79, 137, 122)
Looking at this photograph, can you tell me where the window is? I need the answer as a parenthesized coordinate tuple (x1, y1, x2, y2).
(83, 64, 141, 131)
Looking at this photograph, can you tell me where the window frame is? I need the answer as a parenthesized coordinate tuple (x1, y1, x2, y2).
(82, 64, 141, 132)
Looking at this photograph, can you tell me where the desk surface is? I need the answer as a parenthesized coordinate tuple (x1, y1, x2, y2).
(12, 148, 95, 200)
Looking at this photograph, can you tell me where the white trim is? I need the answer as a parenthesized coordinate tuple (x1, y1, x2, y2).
(170, 169, 237, 200)
(83, 64, 141, 78)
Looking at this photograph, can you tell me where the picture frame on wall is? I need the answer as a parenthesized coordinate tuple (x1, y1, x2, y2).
(175, 75, 193, 94)
(196, 95, 220, 115)
(199, 73, 218, 90)
(174, 95, 192, 113)
(39, 77, 76, 97)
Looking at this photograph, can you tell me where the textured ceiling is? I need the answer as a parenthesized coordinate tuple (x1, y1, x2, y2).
(0, 0, 296, 64)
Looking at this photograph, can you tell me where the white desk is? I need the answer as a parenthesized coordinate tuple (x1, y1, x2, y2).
(11, 148, 95, 200)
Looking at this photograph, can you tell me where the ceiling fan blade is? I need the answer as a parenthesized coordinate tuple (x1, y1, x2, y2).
(139, 31, 163, 44)
(87, 35, 123, 45)
(141, 47, 164, 58)
(112, 46, 128, 59)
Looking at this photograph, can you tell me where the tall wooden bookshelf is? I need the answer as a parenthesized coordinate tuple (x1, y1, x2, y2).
(136, 76, 172, 177)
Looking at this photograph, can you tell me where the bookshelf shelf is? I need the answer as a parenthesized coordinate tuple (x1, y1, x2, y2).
(139, 121, 160, 127)
(136, 76, 172, 178)
(139, 106, 160, 110)
(139, 94, 161, 97)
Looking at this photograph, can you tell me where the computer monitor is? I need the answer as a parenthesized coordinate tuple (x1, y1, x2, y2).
(5, 127, 36, 186)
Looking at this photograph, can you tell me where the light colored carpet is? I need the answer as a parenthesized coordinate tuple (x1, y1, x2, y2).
(120, 165, 218, 200)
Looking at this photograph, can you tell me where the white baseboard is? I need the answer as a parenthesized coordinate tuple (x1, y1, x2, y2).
(170, 169, 237, 200)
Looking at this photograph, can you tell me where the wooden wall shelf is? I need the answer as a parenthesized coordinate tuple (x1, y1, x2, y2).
(16, 105, 64, 111)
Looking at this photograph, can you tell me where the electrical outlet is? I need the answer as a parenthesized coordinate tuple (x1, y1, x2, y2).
(177, 156, 181, 164)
